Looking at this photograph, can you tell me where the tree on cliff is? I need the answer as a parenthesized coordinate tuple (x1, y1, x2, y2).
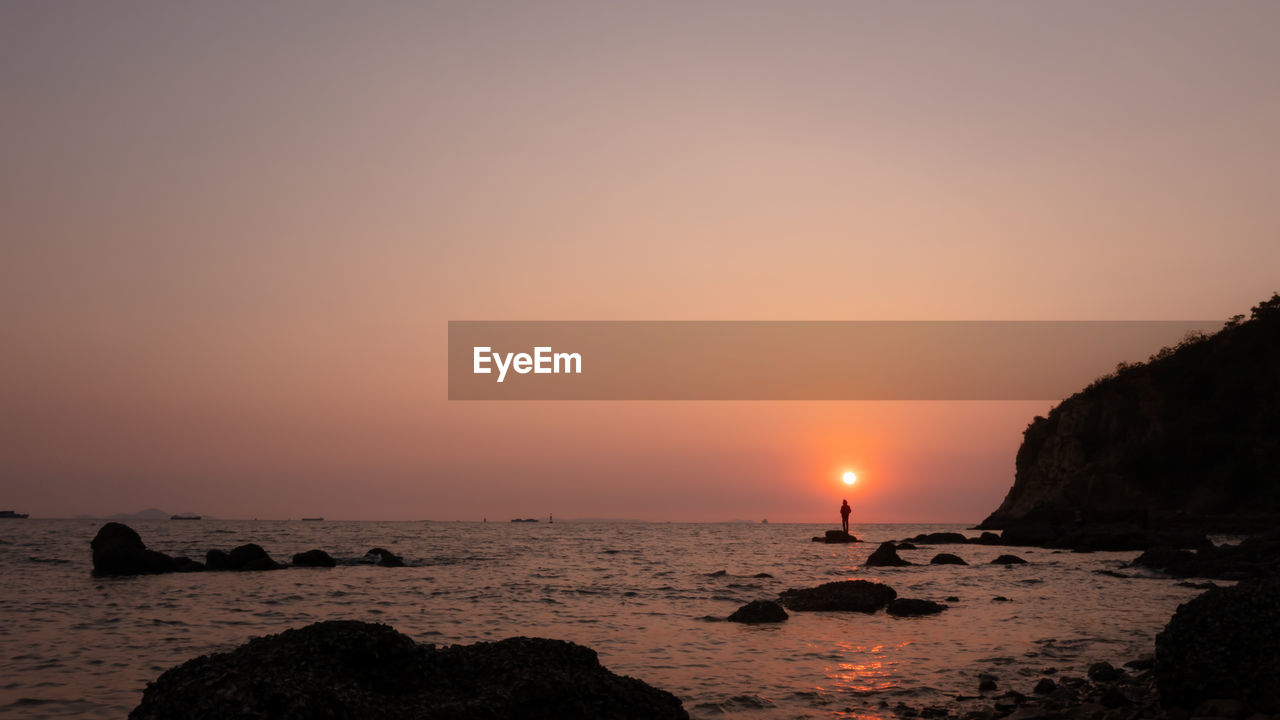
(980, 293, 1280, 531)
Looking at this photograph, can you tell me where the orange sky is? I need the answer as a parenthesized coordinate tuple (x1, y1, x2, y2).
(3, 2, 1279, 521)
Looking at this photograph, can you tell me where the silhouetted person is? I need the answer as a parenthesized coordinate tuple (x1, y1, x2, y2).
(840, 499, 851, 534)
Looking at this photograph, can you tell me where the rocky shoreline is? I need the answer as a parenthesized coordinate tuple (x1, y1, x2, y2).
(90, 522, 408, 576)
(93, 520, 1279, 717)
(130, 620, 689, 719)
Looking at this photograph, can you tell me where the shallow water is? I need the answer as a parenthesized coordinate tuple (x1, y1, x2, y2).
(0, 520, 1211, 718)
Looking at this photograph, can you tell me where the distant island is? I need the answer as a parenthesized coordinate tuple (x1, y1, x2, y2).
(981, 293, 1280, 534)
(510, 518, 540, 523)
(0, 510, 29, 519)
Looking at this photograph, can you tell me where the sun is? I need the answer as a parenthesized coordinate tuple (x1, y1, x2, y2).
(842, 471, 857, 486)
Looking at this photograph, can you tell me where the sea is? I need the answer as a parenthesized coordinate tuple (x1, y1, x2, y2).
(0, 520, 1218, 719)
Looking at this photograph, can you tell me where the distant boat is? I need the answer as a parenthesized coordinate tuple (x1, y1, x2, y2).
(301, 517, 324, 521)
(761, 518, 769, 524)
(1, 510, 29, 519)
(510, 518, 540, 523)
(170, 513, 202, 520)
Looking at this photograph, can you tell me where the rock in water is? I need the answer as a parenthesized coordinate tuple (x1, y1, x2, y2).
(1133, 532, 1280, 580)
(930, 553, 968, 565)
(886, 598, 945, 616)
(990, 554, 1027, 565)
(1131, 547, 1198, 576)
(1087, 661, 1120, 682)
(905, 532, 970, 544)
(813, 530, 857, 543)
(727, 600, 788, 623)
(779, 580, 896, 612)
(228, 543, 284, 571)
(204, 545, 283, 571)
(1154, 578, 1280, 711)
(204, 549, 230, 571)
(365, 547, 405, 567)
(291, 549, 336, 567)
(865, 541, 912, 567)
(129, 620, 688, 720)
(90, 523, 181, 576)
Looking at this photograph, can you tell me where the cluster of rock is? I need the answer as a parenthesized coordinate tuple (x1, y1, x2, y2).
(895, 527, 1210, 554)
(903, 579, 1280, 720)
(1154, 578, 1280, 712)
(998, 523, 1211, 553)
(811, 530, 859, 543)
(726, 578, 949, 624)
(90, 523, 206, 575)
(90, 523, 404, 577)
(901, 531, 1004, 546)
(130, 620, 689, 719)
(1132, 530, 1280, 580)
(815, 526, 1201, 555)
(860, 541, 1026, 568)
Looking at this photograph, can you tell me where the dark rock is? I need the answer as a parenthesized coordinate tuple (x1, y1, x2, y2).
(1155, 578, 1280, 711)
(172, 557, 205, 573)
(1123, 656, 1154, 671)
(945, 596, 960, 602)
(1137, 531, 1280, 581)
(242, 557, 285, 571)
(1032, 679, 1056, 694)
(779, 580, 897, 612)
(1192, 699, 1249, 719)
(727, 600, 788, 624)
(866, 541, 913, 567)
(991, 554, 1027, 565)
(930, 553, 968, 565)
(1057, 525, 1210, 553)
(815, 530, 858, 544)
(90, 523, 177, 576)
(205, 549, 230, 571)
(204, 545, 283, 571)
(976, 532, 1003, 545)
(1098, 686, 1131, 709)
(978, 674, 997, 693)
(1086, 661, 1120, 682)
(291, 549, 336, 567)
(887, 598, 945, 617)
(1175, 580, 1218, 590)
(365, 547, 405, 567)
(906, 532, 971, 544)
(228, 544, 283, 571)
(896, 542, 918, 550)
(1133, 546, 1197, 573)
(129, 620, 689, 719)
(752, 572, 773, 578)
(992, 596, 1012, 602)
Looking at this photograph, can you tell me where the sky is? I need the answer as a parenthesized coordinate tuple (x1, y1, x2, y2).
(2, 2, 1279, 522)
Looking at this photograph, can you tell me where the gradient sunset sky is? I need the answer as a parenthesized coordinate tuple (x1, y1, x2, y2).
(3, 2, 1279, 521)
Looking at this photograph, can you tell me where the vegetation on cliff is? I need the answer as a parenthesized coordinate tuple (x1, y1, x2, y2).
(981, 294, 1280, 530)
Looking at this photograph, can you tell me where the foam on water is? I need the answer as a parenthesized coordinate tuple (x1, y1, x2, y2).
(0, 520, 1210, 719)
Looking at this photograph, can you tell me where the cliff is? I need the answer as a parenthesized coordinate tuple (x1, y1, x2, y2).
(980, 294, 1280, 532)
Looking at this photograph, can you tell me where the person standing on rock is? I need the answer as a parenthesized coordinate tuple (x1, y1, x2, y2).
(840, 499, 852, 534)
